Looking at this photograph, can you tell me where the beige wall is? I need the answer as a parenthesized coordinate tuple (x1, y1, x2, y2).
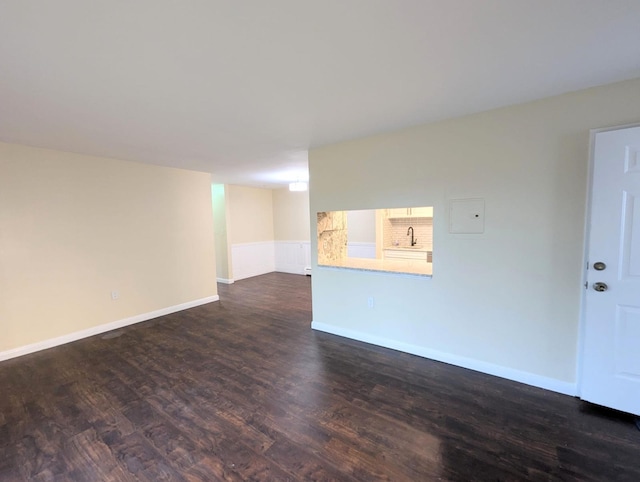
(309, 77, 640, 388)
(212, 184, 232, 280)
(273, 188, 310, 241)
(0, 142, 217, 353)
(227, 185, 274, 244)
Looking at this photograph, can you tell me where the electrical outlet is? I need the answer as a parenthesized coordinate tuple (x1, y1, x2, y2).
(111, 290, 120, 301)
(367, 296, 374, 309)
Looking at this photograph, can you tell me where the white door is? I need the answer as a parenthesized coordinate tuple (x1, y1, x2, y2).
(581, 126, 640, 416)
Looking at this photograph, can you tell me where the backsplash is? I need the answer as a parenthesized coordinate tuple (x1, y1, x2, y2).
(384, 218, 433, 249)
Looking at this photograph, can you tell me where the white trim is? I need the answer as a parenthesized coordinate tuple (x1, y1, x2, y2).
(576, 128, 598, 397)
(217, 278, 235, 284)
(0, 295, 219, 363)
(312, 321, 577, 396)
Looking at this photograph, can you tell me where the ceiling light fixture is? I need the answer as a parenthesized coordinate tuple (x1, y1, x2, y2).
(289, 181, 308, 192)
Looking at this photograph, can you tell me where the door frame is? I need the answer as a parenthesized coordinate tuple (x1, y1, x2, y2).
(576, 121, 640, 398)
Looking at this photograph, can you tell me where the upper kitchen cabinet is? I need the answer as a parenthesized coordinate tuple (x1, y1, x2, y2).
(410, 206, 433, 217)
(386, 207, 433, 218)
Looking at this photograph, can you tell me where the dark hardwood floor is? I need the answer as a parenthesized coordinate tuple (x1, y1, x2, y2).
(1, 272, 638, 481)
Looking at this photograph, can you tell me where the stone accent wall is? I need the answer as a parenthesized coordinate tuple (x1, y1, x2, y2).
(317, 211, 347, 265)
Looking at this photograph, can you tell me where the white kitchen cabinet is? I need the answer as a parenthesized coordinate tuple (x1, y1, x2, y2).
(383, 248, 429, 261)
(386, 208, 409, 218)
(386, 207, 433, 218)
(409, 206, 433, 217)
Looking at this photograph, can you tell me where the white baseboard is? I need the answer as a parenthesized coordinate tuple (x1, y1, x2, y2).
(0, 295, 220, 363)
(311, 321, 577, 397)
(217, 278, 235, 284)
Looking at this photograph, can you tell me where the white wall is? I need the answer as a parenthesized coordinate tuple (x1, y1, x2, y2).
(0, 142, 218, 357)
(309, 77, 640, 394)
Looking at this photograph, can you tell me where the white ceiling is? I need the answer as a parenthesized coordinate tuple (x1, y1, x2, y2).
(1, 1, 639, 188)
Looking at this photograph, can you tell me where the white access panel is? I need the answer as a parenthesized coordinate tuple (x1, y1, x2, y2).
(449, 198, 485, 234)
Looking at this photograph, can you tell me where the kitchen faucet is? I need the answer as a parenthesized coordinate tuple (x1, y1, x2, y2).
(407, 226, 417, 246)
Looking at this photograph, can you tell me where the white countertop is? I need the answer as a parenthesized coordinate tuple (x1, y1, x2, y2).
(319, 257, 432, 277)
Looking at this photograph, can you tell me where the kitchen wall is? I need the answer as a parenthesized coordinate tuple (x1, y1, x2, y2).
(0, 142, 218, 358)
(384, 218, 433, 250)
(346, 209, 377, 258)
(346, 210, 376, 243)
(309, 77, 640, 394)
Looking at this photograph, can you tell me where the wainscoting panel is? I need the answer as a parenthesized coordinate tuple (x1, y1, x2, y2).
(274, 241, 311, 275)
(231, 242, 276, 281)
(347, 242, 376, 259)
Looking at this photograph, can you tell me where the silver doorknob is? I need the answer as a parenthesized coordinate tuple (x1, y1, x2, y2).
(593, 282, 608, 292)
